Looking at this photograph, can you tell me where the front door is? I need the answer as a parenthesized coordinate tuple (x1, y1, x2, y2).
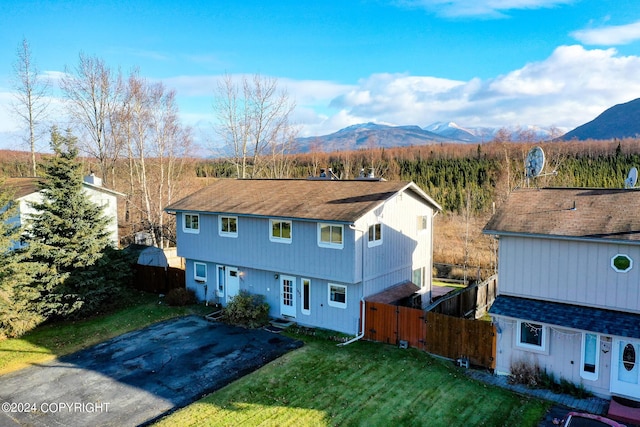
(225, 267, 240, 304)
(611, 338, 640, 399)
(280, 275, 296, 318)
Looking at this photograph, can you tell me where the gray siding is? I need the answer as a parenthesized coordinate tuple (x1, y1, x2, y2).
(354, 190, 435, 297)
(498, 236, 640, 314)
(176, 214, 357, 283)
(184, 261, 361, 334)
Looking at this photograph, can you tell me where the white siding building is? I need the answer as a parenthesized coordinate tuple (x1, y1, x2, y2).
(484, 187, 640, 401)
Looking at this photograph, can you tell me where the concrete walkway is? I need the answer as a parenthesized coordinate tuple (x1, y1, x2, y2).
(465, 369, 609, 415)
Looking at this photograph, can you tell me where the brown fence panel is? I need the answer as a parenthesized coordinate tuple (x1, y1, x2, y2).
(425, 312, 496, 369)
(133, 265, 186, 294)
(166, 267, 186, 291)
(397, 306, 426, 350)
(365, 302, 398, 345)
(134, 265, 166, 293)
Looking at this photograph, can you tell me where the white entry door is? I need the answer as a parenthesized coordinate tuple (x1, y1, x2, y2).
(225, 267, 240, 304)
(611, 338, 640, 399)
(280, 275, 296, 318)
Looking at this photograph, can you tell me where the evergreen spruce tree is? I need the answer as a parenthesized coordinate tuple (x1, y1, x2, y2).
(25, 127, 117, 319)
(0, 180, 43, 337)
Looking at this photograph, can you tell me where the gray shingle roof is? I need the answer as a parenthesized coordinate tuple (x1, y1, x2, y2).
(165, 179, 441, 223)
(483, 187, 640, 242)
(490, 295, 640, 339)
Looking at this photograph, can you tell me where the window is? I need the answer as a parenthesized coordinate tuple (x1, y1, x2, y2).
(194, 262, 207, 282)
(612, 254, 633, 272)
(301, 278, 311, 315)
(516, 321, 547, 351)
(270, 219, 292, 243)
(219, 216, 238, 237)
(581, 333, 599, 380)
(184, 213, 200, 233)
(413, 267, 424, 288)
(318, 223, 343, 248)
(368, 223, 382, 247)
(216, 265, 225, 297)
(417, 215, 428, 231)
(328, 283, 347, 308)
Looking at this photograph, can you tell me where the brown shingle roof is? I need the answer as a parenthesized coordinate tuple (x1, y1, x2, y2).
(2, 178, 40, 199)
(483, 187, 640, 242)
(165, 179, 441, 223)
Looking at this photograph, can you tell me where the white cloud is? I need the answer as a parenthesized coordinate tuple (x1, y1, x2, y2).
(395, 0, 574, 18)
(571, 20, 640, 45)
(312, 45, 640, 134)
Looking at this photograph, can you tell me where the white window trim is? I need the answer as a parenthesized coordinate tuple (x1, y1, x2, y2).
(219, 215, 238, 238)
(194, 261, 207, 282)
(301, 278, 311, 315)
(328, 283, 347, 309)
(183, 213, 200, 234)
(417, 215, 429, 232)
(611, 254, 633, 273)
(516, 321, 548, 352)
(580, 333, 600, 381)
(269, 219, 292, 243)
(216, 265, 225, 297)
(367, 223, 383, 248)
(318, 223, 344, 249)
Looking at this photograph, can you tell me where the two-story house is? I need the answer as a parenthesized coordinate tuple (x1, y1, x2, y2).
(4, 174, 122, 247)
(484, 187, 640, 401)
(165, 178, 441, 335)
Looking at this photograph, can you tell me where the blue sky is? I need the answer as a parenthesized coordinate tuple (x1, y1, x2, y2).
(1, 0, 640, 152)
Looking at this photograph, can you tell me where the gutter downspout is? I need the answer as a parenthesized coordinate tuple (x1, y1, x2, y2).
(338, 296, 366, 346)
(339, 223, 367, 346)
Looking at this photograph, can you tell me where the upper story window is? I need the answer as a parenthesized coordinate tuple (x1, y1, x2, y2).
(417, 215, 429, 231)
(219, 215, 238, 238)
(611, 254, 633, 273)
(184, 213, 200, 233)
(516, 321, 547, 352)
(318, 223, 343, 249)
(270, 219, 292, 243)
(368, 223, 382, 247)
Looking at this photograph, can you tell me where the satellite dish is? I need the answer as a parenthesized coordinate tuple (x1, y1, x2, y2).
(625, 167, 638, 189)
(525, 146, 545, 179)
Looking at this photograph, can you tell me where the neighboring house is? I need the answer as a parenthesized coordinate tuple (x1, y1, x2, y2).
(4, 174, 123, 247)
(484, 187, 640, 401)
(165, 178, 442, 335)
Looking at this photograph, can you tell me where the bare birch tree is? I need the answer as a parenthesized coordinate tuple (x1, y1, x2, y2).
(60, 53, 123, 186)
(120, 72, 192, 247)
(213, 74, 296, 178)
(11, 38, 50, 177)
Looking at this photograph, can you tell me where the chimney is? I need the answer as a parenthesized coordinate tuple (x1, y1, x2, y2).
(84, 172, 102, 187)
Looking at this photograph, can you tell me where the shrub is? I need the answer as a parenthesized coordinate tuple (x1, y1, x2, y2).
(222, 290, 270, 328)
(508, 360, 542, 387)
(165, 288, 196, 306)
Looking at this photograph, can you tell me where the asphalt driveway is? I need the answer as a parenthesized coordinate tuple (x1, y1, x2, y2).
(0, 315, 302, 427)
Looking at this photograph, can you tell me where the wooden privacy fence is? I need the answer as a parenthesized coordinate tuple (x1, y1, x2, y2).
(364, 302, 496, 369)
(134, 265, 185, 293)
(428, 275, 497, 319)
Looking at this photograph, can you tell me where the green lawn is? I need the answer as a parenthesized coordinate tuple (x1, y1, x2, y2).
(155, 333, 549, 427)
(0, 292, 212, 374)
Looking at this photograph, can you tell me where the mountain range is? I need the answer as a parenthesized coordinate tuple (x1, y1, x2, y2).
(560, 98, 640, 141)
(295, 122, 558, 153)
(295, 97, 640, 152)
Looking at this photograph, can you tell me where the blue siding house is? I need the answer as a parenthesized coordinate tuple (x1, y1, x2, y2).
(165, 178, 441, 335)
